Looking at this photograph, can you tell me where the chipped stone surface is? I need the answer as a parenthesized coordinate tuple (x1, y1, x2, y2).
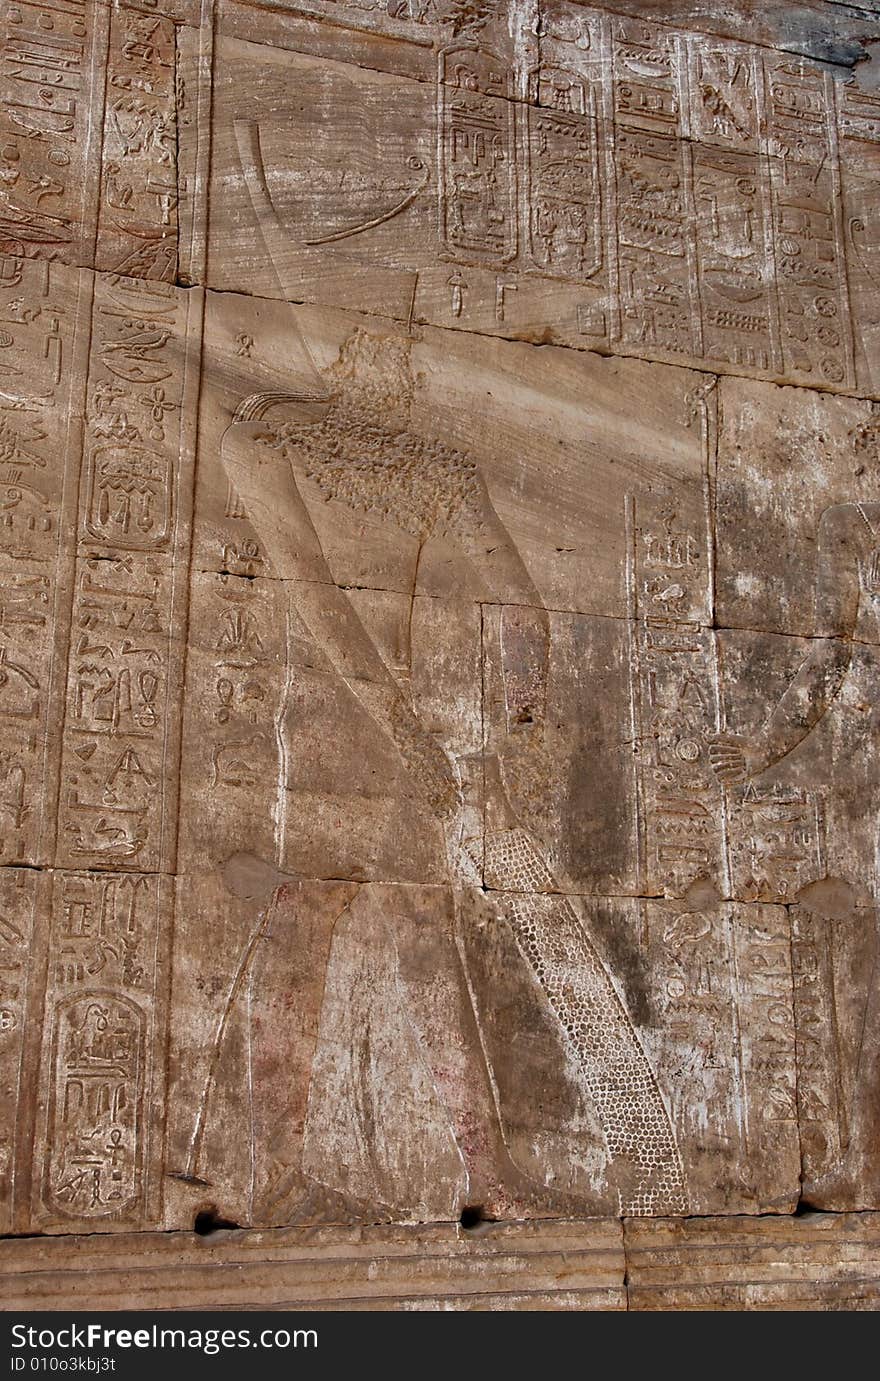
(1, 0, 880, 1310)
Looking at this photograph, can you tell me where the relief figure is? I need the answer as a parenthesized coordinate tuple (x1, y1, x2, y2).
(220, 326, 687, 1220)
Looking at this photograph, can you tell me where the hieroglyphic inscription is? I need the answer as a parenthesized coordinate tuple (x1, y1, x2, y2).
(0, 258, 197, 1229)
(0, 867, 34, 1230)
(626, 488, 802, 1198)
(763, 59, 854, 389)
(0, 0, 204, 1229)
(0, 0, 107, 265)
(731, 907, 799, 1172)
(222, 1, 876, 392)
(0, 256, 84, 867)
(625, 376, 802, 1203)
(686, 40, 778, 374)
(791, 906, 848, 1186)
(0, 255, 92, 1232)
(524, 65, 601, 283)
(204, 572, 283, 840)
(59, 554, 170, 866)
(209, 2, 878, 392)
(609, 17, 694, 357)
(626, 492, 726, 899)
(838, 87, 880, 152)
(728, 783, 825, 903)
(437, 43, 517, 267)
(0, 0, 874, 1243)
(838, 85, 880, 392)
(32, 871, 168, 1226)
(645, 901, 798, 1208)
(178, 290, 291, 875)
(248, 2, 852, 390)
(96, 4, 178, 281)
(647, 897, 736, 1167)
(56, 273, 190, 872)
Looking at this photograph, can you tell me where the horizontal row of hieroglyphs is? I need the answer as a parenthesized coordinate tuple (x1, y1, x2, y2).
(438, 33, 857, 387)
(209, 0, 880, 393)
(4, 0, 878, 389)
(0, 0, 177, 279)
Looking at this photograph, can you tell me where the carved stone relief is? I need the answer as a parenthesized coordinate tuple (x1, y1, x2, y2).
(202, 2, 880, 398)
(1, 0, 880, 1311)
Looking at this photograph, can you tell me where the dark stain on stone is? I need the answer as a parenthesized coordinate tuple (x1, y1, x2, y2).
(591, 899, 654, 1028)
(768, 4, 880, 82)
(795, 875, 864, 920)
(220, 850, 296, 902)
(678, 875, 723, 914)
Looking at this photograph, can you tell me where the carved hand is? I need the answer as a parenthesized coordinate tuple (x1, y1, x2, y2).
(221, 419, 294, 499)
(707, 733, 762, 784)
(220, 420, 328, 583)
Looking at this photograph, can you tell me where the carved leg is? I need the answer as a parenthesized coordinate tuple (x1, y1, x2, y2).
(387, 883, 589, 1219)
(460, 754, 689, 1216)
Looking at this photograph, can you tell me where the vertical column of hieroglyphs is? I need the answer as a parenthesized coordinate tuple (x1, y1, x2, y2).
(0, 257, 88, 1231)
(725, 774, 824, 1190)
(522, 9, 602, 291)
(624, 398, 746, 1185)
(437, 35, 518, 272)
(161, 4, 275, 1207)
(683, 36, 779, 375)
(0, 259, 85, 867)
(0, 0, 111, 1233)
(799, 74, 880, 1188)
(24, 1, 199, 1232)
(762, 54, 854, 390)
(626, 384, 801, 1188)
(33, 871, 166, 1227)
(26, 252, 197, 1228)
(95, 3, 178, 282)
(625, 413, 726, 903)
(791, 904, 848, 1188)
(727, 778, 826, 903)
(727, 905, 799, 1186)
(836, 82, 880, 396)
(605, 13, 697, 358)
(528, 5, 609, 343)
(0, 0, 106, 267)
(0, 868, 36, 1229)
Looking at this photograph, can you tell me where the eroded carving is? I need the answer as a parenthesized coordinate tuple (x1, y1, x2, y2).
(214, 323, 688, 1216)
(3, 0, 880, 1266)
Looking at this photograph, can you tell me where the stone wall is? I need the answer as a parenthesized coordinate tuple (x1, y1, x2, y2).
(1, 0, 879, 1310)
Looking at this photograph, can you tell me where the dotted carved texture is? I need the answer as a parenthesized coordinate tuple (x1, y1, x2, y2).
(470, 827, 689, 1216)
